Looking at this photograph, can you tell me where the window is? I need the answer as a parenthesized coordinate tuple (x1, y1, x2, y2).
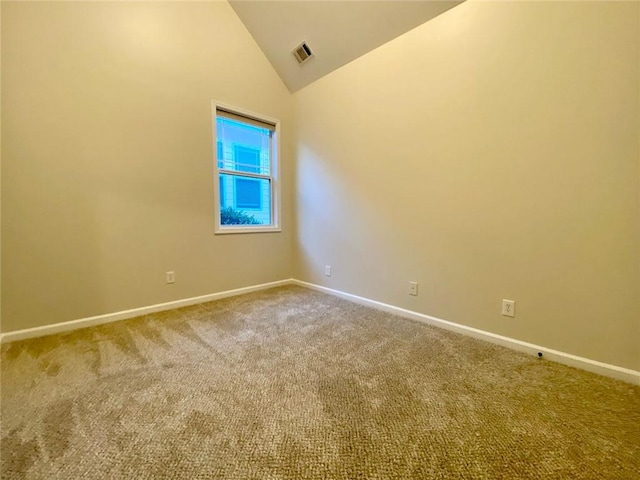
(213, 102, 280, 233)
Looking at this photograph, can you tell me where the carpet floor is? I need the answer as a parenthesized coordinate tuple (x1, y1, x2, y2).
(1, 285, 639, 479)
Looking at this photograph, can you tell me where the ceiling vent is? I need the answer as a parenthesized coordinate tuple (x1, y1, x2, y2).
(292, 41, 314, 65)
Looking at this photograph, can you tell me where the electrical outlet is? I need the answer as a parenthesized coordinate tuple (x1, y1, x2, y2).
(325, 265, 331, 277)
(502, 299, 515, 317)
(166, 271, 175, 284)
(409, 281, 418, 296)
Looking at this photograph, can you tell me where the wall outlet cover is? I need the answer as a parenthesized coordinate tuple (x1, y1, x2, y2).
(502, 299, 515, 317)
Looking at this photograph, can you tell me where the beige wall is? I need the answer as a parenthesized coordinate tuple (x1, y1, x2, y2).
(2, 1, 638, 372)
(1, 1, 294, 332)
(294, 1, 640, 370)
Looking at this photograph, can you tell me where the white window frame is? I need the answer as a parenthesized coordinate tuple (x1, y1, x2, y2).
(212, 101, 281, 234)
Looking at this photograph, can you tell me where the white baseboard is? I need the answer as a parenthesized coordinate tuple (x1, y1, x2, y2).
(0, 279, 294, 344)
(2, 277, 638, 386)
(292, 280, 640, 386)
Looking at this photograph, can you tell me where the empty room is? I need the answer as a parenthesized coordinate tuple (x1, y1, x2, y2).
(1, 0, 639, 478)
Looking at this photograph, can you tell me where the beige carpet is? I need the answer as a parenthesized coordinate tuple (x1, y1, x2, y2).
(1, 285, 639, 479)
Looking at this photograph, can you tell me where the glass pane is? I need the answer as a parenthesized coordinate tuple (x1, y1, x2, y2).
(233, 145, 261, 173)
(217, 117, 271, 175)
(219, 174, 271, 226)
(219, 176, 226, 208)
(217, 141, 223, 169)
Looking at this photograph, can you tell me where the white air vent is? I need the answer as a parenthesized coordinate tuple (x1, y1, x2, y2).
(292, 41, 314, 65)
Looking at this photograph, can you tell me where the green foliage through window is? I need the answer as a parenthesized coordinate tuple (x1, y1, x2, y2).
(220, 207, 260, 225)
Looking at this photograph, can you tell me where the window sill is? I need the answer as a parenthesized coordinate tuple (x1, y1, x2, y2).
(215, 226, 282, 235)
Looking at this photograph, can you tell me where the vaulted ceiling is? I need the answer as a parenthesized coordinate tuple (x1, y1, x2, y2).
(229, 1, 464, 92)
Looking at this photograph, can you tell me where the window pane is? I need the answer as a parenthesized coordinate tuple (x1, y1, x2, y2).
(216, 117, 271, 175)
(219, 176, 226, 208)
(219, 174, 271, 226)
(235, 177, 261, 209)
(217, 141, 223, 169)
(233, 145, 261, 174)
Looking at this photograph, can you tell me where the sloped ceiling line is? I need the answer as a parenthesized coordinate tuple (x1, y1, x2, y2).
(229, 1, 464, 92)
